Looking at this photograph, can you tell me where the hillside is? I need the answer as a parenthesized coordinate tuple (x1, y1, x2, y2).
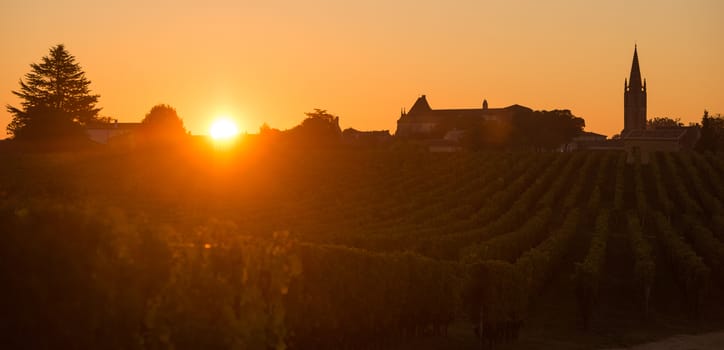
(1, 148, 723, 349)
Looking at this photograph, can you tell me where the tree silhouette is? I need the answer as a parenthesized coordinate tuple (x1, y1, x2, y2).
(139, 104, 186, 143)
(287, 109, 341, 147)
(6, 44, 101, 140)
(647, 117, 684, 129)
(301, 109, 341, 134)
(697, 110, 724, 152)
(508, 109, 584, 150)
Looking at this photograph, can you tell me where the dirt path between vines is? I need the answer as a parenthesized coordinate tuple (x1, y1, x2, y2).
(603, 331, 724, 350)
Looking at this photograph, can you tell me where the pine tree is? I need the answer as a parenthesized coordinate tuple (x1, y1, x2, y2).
(6, 44, 101, 140)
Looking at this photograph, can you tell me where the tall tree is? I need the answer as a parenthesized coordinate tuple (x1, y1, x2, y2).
(6, 44, 101, 140)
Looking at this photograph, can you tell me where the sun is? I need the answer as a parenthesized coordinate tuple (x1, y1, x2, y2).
(209, 118, 240, 140)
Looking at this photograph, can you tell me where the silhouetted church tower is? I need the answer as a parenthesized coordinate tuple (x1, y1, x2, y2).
(623, 45, 647, 135)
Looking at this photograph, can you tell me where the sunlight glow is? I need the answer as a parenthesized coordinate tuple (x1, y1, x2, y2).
(209, 118, 240, 140)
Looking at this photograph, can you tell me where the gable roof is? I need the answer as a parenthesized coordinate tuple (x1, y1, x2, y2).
(408, 95, 432, 114)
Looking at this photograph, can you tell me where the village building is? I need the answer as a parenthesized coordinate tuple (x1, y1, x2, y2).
(395, 95, 531, 139)
(562, 131, 611, 151)
(85, 120, 141, 147)
(622, 128, 700, 163)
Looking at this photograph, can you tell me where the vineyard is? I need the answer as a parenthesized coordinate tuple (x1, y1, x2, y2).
(1, 148, 723, 349)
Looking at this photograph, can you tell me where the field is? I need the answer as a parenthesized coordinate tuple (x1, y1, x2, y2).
(1, 146, 723, 349)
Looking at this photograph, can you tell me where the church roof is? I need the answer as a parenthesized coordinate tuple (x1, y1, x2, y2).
(408, 95, 432, 114)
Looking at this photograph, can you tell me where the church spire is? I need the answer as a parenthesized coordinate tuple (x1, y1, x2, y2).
(623, 45, 647, 134)
(629, 45, 642, 90)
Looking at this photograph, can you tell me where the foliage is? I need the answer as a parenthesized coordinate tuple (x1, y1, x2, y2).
(1, 149, 723, 348)
(459, 109, 585, 151)
(574, 209, 610, 329)
(659, 153, 704, 216)
(147, 227, 298, 350)
(458, 119, 514, 150)
(626, 211, 655, 319)
(681, 215, 724, 277)
(341, 128, 392, 148)
(647, 117, 684, 129)
(286, 109, 341, 148)
(651, 211, 709, 318)
(465, 208, 581, 347)
(463, 208, 552, 263)
(139, 104, 187, 143)
(613, 153, 626, 211)
(286, 244, 460, 348)
(0, 200, 297, 349)
(510, 109, 585, 150)
(6, 44, 100, 141)
(5, 105, 87, 142)
(649, 152, 675, 215)
(697, 110, 724, 152)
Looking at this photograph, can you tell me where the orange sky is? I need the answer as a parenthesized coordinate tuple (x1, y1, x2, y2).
(1, 0, 723, 138)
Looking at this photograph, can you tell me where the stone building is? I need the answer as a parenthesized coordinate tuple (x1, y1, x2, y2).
(395, 95, 531, 138)
(622, 128, 700, 163)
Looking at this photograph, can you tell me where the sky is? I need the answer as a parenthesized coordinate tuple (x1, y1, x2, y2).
(1, 0, 723, 138)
